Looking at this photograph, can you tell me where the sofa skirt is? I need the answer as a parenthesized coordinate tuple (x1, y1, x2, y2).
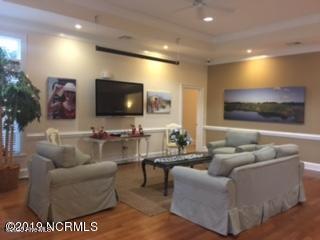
(171, 183, 305, 236)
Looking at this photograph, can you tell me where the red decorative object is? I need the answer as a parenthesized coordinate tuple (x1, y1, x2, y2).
(138, 124, 144, 135)
(130, 124, 137, 135)
(90, 126, 109, 139)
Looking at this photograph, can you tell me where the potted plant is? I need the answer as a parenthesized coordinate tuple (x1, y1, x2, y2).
(0, 47, 41, 192)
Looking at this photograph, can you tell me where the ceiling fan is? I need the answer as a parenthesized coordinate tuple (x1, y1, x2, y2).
(174, 0, 235, 20)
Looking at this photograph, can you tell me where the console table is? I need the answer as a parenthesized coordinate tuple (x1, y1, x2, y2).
(83, 135, 150, 161)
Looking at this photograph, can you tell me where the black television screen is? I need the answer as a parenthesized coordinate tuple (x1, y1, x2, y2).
(96, 79, 144, 116)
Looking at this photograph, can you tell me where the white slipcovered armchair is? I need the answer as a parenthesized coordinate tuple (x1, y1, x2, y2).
(170, 144, 306, 236)
(27, 141, 118, 222)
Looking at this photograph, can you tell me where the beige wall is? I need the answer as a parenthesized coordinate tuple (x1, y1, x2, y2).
(207, 52, 320, 163)
(16, 32, 207, 170)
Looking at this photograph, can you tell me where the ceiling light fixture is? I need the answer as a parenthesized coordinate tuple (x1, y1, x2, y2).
(59, 33, 65, 37)
(163, 45, 168, 50)
(246, 49, 252, 54)
(143, 50, 149, 54)
(74, 24, 82, 29)
(203, 17, 214, 22)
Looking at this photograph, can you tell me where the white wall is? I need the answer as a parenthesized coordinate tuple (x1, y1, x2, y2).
(14, 32, 207, 174)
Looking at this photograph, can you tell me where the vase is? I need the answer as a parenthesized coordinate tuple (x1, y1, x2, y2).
(178, 146, 185, 155)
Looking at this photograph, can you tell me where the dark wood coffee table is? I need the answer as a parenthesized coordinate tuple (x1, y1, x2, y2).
(141, 152, 212, 196)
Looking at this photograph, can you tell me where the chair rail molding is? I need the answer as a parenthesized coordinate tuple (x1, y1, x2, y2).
(27, 127, 167, 139)
(204, 125, 320, 141)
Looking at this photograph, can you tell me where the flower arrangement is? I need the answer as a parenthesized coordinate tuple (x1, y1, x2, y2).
(169, 128, 192, 154)
(90, 126, 109, 139)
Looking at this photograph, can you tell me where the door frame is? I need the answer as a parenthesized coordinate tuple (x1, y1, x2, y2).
(179, 84, 205, 151)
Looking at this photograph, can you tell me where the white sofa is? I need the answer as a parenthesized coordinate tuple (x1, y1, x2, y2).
(207, 130, 260, 155)
(170, 144, 306, 236)
(27, 141, 118, 222)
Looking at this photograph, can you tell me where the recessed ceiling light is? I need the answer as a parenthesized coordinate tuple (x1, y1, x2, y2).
(163, 45, 168, 50)
(203, 17, 214, 22)
(74, 24, 82, 29)
(144, 50, 149, 54)
(246, 49, 252, 54)
(59, 33, 65, 37)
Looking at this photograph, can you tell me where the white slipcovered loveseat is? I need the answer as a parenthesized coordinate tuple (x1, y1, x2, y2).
(170, 144, 306, 236)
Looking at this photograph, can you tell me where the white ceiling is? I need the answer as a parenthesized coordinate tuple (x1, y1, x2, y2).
(1, 0, 320, 64)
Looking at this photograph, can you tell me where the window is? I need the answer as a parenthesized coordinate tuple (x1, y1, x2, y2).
(1, 34, 23, 154)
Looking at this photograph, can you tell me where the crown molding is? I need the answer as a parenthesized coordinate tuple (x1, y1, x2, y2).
(212, 14, 320, 44)
(209, 44, 320, 66)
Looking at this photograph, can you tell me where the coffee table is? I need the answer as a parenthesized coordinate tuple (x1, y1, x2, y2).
(141, 152, 212, 196)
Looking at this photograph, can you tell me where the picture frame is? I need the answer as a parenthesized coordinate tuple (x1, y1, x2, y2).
(47, 77, 76, 119)
(147, 91, 171, 114)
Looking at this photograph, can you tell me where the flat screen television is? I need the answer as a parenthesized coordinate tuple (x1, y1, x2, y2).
(96, 79, 144, 116)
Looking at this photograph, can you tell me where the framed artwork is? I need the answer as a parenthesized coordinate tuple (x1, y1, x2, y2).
(224, 87, 305, 124)
(147, 91, 171, 114)
(47, 77, 76, 119)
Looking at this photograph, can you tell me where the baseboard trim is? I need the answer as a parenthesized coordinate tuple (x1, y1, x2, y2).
(19, 168, 29, 179)
(303, 161, 320, 172)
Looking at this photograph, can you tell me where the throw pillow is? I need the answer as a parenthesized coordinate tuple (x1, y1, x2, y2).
(274, 144, 299, 158)
(75, 148, 91, 165)
(208, 152, 255, 177)
(36, 141, 78, 168)
(253, 146, 276, 162)
(236, 144, 257, 152)
(255, 143, 274, 150)
(226, 130, 259, 147)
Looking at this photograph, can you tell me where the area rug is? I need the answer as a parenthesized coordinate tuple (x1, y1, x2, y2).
(116, 163, 173, 216)
(116, 162, 208, 216)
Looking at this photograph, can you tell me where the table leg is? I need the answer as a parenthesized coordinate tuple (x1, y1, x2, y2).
(141, 161, 147, 187)
(91, 142, 95, 160)
(137, 139, 141, 162)
(145, 137, 150, 157)
(98, 142, 103, 161)
(163, 167, 169, 196)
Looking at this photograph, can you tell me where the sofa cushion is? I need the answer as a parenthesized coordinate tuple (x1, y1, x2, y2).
(253, 146, 276, 162)
(208, 152, 255, 177)
(212, 147, 236, 154)
(36, 141, 78, 168)
(274, 144, 299, 158)
(226, 130, 259, 147)
(236, 144, 257, 152)
(255, 143, 274, 150)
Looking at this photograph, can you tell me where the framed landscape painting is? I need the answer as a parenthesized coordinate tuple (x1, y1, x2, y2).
(147, 91, 171, 114)
(224, 87, 305, 124)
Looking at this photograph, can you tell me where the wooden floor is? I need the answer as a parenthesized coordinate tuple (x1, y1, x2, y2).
(0, 167, 320, 240)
